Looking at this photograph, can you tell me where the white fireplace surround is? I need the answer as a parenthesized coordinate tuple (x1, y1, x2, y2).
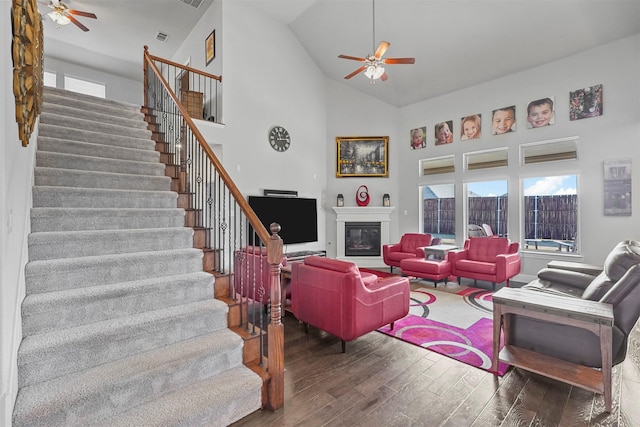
(333, 206, 395, 267)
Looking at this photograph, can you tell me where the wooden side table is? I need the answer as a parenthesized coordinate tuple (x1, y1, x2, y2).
(492, 287, 614, 412)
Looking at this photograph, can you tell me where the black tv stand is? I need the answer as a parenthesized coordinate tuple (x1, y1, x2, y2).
(284, 250, 326, 262)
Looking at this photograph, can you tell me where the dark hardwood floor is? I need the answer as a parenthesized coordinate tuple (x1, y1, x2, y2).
(232, 279, 640, 427)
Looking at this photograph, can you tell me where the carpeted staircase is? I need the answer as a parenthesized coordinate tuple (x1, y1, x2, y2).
(12, 87, 262, 426)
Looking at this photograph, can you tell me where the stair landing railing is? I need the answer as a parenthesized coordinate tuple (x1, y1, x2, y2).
(143, 46, 285, 410)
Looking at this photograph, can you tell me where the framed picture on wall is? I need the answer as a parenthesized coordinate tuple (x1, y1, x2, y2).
(205, 30, 215, 65)
(336, 136, 389, 178)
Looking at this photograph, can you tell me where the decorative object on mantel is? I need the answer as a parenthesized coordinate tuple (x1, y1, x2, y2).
(356, 185, 370, 206)
(337, 194, 344, 207)
(383, 193, 390, 207)
(336, 136, 389, 178)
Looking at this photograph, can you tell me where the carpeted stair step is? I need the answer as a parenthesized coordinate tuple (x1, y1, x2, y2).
(28, 228, 196, 261)
(34, 167, 171, 191)
(43, 101, 150, 130)
(97, 365, 262, 427)
(40, 112, 152, 140)
(13, 329, 249, 427)
(39, 123, 155, 151)
(33, 186, 178, 209)
(21, 272, 214, 336)
(37, 136, 160, 163)
(36, 150, 165, 176)
(25, 248, 205, 293)
(17, 298, 229, 386)
(30, 207, 186, 232)
(44, 86, 142, 118)
(43, 102, 147, 129)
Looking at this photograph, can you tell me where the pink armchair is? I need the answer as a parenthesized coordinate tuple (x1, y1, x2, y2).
(448, 237, 521, 290)
(234, 246, 286, 305)
(291, 256, 410, 352)
(383, 233, 440, 273)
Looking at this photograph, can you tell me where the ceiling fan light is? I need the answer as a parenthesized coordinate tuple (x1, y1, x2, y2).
(364, 65, 385, 80)
(48, 11, 70, 25)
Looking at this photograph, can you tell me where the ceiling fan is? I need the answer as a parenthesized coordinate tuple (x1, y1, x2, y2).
(40, 0, 97, 32)
(338, 0, 415, 83)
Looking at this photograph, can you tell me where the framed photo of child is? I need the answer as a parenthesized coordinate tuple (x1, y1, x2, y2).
(491, 105, 516, 135)
(526, 97, 555, 128)
(410, 127, 427, 149)
(460, 114, 481, 140)
(434, 121, 453, 145)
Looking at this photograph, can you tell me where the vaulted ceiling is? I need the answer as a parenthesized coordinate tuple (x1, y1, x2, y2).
(40, 0, 640, 107)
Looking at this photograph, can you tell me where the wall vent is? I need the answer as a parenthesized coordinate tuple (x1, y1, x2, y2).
(156, 32, 169, 42)
(180, 0, 203, 8)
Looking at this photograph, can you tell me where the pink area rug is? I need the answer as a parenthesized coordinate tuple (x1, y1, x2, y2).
(378, 285, 509, 376)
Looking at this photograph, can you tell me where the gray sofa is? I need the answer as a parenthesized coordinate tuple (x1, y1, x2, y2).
(508, 240, 640, 367)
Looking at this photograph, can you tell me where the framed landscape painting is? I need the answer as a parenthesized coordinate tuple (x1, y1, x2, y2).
(336, 136, 389, 178)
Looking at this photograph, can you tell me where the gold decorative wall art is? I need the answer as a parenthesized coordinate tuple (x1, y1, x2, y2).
(12, 0, 44, 147)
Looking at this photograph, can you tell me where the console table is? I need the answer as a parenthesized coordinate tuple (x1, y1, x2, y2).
(492, 287, 614, 412)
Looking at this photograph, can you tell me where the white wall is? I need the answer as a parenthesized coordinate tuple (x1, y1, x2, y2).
(395, 34, 640, 278)
(173, 0, 330, 254)
(44, 56, 143, 105)
(324, 81, 401, 258)
(1, 3, 37, 424)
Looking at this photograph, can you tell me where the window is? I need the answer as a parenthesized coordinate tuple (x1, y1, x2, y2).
(422, 183, 455, 243)
(420, 155, 455, 176)
(64, 76, 106, 98)
(522, 175, 578, 253)
(44, 70, 57, 87)
(467, 180, 508, 238)
(465, 148, 508, 171)
(521, 137, 578, 165)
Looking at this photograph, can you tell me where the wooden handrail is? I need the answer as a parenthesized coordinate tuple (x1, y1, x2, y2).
(143, 46, 285, 411)
(143, 46, 267, 243)
(145, 46, 222, 82)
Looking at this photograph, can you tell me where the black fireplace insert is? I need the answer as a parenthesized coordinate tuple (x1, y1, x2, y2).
(345, 221, 381, 256)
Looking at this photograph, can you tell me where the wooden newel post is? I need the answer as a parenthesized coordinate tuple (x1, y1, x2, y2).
(267, 222, 284, 410)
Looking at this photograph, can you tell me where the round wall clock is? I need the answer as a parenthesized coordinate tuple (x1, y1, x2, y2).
(268, 126, 291, 152)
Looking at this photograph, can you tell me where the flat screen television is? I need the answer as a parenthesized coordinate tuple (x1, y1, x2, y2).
(248, 196, 318, 245)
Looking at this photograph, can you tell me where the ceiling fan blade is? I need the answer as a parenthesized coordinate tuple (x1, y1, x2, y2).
(69, 9, 97, 19)
(344, 66, 366, 79)
(383, 57, 416, 64)
(68, 14, 89, 31)
(374, 41, 390, 59)
(380, 71, 388, 81)
(338, 54, 366, 62)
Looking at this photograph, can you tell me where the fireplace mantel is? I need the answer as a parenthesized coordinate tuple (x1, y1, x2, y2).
(333, 206, 394, 267)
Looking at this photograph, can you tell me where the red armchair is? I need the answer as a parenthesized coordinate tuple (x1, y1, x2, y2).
(448, 237, 521, 290)
(291, 256, 410, 352)
(234, 246, 286, 305)
(383, 233, 440, 273)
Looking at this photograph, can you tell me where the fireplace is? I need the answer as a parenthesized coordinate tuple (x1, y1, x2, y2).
(345, 222, 381, 256)
(333, 206, 394, 267)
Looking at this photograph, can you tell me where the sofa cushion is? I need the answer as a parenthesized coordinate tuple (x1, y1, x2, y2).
(581, 273, 615, 301)
(467, 237, 509, 263)
(304, 256, 358, 274)
(401, 233, 431, 253)
(456, 259, 496, 275)
(603, 241, 640, 282)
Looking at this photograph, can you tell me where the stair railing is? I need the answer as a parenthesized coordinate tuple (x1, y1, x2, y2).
(143, 46, 285, 411)
(143, 46, 222, 124)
